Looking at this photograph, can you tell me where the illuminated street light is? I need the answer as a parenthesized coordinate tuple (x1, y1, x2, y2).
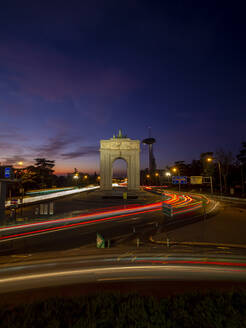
(18, 161, 23, 166)
(97, 176, 101, 180)
(84, 175, 88, 179)
(206, 157, 213, 162)
(155, 172, 159, 177)
(172, 167, 177, 172)
(165, 171, 171, 183)
(146, 174, 150, 178)
(73, 174, 79, 179)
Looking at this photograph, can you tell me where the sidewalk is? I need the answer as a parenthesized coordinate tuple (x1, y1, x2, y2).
(150, 204, 246, 248)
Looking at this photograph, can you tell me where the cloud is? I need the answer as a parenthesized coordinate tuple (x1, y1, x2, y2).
(34, 134, 76, 158)
(0, 155, 26, 166)
(0, 128, 29, 154)
(61, 146, 98, 159)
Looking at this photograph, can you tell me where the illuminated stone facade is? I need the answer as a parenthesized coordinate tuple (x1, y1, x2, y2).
(100, 136, 140, 191)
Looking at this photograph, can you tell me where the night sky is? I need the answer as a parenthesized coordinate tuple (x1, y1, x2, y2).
(0, 1, 245, 174)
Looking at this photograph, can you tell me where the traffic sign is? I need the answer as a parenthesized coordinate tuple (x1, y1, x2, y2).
(172, 176, 187, 184)
(190, 176, 203, 184)
(123, 192, 127, 200)
(4, 167, 11, 179)
(96, 233, 105, 248)
(162, 203, 173, 217)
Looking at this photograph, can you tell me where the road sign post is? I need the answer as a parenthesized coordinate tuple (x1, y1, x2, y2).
(172, 176, 187, 192)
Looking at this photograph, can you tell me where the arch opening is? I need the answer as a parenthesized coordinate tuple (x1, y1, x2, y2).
(112, 158, 128, 187)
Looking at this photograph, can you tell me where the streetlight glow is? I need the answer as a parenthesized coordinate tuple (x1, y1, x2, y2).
(155, 172, 159, 177)
(165, 172, 171, 176)
(146, 174, 150, 178)
(206, 157, 213, 162)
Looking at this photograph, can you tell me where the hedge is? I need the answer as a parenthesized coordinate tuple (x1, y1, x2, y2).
(1, 290, 246, 328)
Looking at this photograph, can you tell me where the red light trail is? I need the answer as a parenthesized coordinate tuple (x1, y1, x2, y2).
(0, 188, 212, 241)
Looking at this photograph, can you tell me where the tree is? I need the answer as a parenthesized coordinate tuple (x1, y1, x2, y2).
(237, 142, 246, 195)
(20, 166, 39, 190)
(216, 149, 234, 194)
(34, 158, 55, 170)
(34, 158, 55, 188)
(189, 159, 202, 176)
(237, 142, 246, 164)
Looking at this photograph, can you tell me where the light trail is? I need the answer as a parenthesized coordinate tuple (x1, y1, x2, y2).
(0, 187, 213, 241)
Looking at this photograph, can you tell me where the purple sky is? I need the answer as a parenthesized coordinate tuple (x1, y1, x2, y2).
(0, 1, 245, 174)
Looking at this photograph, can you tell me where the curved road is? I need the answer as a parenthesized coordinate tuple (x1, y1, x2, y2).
(1, 252, 246, 294)
(0, 189, 218, 256)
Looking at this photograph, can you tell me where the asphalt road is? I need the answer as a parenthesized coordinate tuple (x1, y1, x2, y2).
(0, 190, 245, 299)
(1, 250, 246, 295)
(0, 210, 163, 255)
(5, 188, 155, 222)
(159, 200, 246, 246)
(0, 189, 217, 256)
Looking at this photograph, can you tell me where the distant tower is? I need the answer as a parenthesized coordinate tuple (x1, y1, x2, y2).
(142, 127, 156, 172)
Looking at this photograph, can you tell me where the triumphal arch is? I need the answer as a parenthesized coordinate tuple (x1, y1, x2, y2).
(100, 130, 140, 191)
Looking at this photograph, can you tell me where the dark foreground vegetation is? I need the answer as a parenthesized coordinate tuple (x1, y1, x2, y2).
(1, 290, 246, 328)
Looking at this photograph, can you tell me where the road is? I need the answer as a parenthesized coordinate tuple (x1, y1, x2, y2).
(1, 249, 246, 295)
(0, 188, 245, 298)
(154, 198, 246, 246)
(0, 188, 216, 256)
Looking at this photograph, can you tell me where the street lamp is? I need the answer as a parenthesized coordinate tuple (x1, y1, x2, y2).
(155, 172, 159, 186)
(73, 173, 79, 186)
(165, 171, 171, 183)
(146, 174, 150, 186)
(172, 167, 180, 175)
(206, 157, 222, 198)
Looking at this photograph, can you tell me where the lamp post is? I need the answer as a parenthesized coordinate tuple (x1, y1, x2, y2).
(146, 174, 150, 186)
(172, 167, 181, 192)
(165, 171, 171, 183)
(207, 157, 222, 198)
(73, 173, 79, 186)
(155, 172, 159, 186)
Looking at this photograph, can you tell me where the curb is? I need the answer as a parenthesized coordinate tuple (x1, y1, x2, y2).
(149, 235, 246, 249)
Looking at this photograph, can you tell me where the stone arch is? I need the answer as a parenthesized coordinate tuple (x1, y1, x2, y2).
(100, 136, 140, 191)
(111, 156, 128, 183)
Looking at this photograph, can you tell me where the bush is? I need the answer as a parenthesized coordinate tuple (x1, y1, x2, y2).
(1, 290, 246, 328)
